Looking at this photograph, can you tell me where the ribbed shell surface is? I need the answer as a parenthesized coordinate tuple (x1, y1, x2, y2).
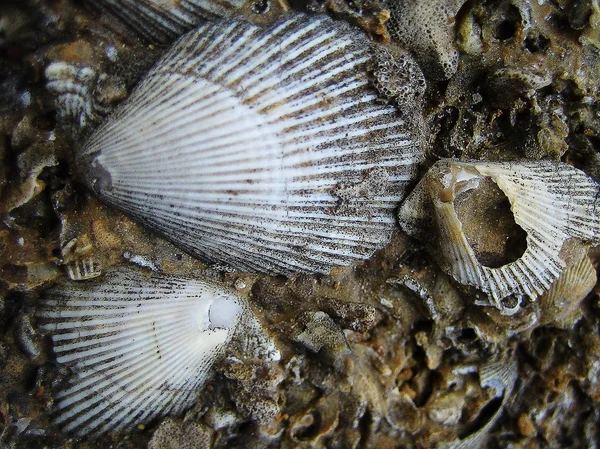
(83, 0, 248, 43)
(399, 160, 600, 305)
(37, 268, 244, 435)
(82, 15, 424, 275)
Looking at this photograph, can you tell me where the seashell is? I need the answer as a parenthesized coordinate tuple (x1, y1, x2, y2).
(80, 14, 426, 275)
(82, 0, 287, 44)
(447, 352, 517, 449)
(538, 239, 596, 326)
(59, 234, 104, 281)
(37, 266, 277, 435)
(45, 62, 100, 129)
(14, 314, 43, 360)
(45, 62, 127, 132)
(399, 159, 600, 310)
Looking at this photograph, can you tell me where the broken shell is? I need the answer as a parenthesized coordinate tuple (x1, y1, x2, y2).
(45, 62, 100, 130)
(82, 0, 287, 44)
(399, 159, 600, 309)
(81, 14, 425, 275)
(288, 393, 340, 444)
(37, 266, 274, 435)
(447, 352, 518, 449)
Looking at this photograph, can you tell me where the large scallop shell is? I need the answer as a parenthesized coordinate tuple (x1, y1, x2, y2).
(80, 14, 425, 275)
(37, 267, 276, 435)
(399, 159, 600, 310)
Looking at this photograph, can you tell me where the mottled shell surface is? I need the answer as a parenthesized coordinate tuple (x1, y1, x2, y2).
(399, 159, 600, 309)
(37, 267, 251, 435)
(387, 0, 464, 80)
(81, 14, 425, 275)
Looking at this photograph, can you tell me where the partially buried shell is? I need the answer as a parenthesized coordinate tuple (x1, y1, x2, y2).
(80, 14, 426, 275)
(399, 159, 600, 311)
(37, 267, 279, 435)
(82, 0, 288, 44)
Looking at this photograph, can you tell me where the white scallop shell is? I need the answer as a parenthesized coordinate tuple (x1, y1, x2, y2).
(37, 267, 264, 435)
(81, 14, 425, 275)
(83, 0, 252, 43)
(399, 159, 600, 309)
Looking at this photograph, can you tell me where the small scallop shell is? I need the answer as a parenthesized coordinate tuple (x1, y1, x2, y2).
(65, 257, 102, 281)
(399, 159, 600, 309)
(81, 15, 425, 275)
(45, 62, 126, 131)
(538, 239, 596, 326)
(37, 267, 271, 435)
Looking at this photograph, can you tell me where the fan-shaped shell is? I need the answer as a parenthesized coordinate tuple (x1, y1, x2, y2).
(81, 14, 426, 275)
(387, 0, 464, 80)
(37, 267, 271, 435)
(538, 239, 596, 326)
(399, 159, 600, 310)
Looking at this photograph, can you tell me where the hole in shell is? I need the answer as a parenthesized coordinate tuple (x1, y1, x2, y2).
(499, 293, 521, 311)
(495, 20, 517, 40)
(458, 327, 477, 344)
(252, 0, 270, 14)
(208, 297, 242, 330)
(454, 177, 528, 268)
(524, 33, 550, 53)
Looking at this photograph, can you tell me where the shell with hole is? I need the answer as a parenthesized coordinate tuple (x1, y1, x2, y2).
(37, 266, 279, 436)
(79, 14, 426, 276)
(398, 159, 600, 313)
